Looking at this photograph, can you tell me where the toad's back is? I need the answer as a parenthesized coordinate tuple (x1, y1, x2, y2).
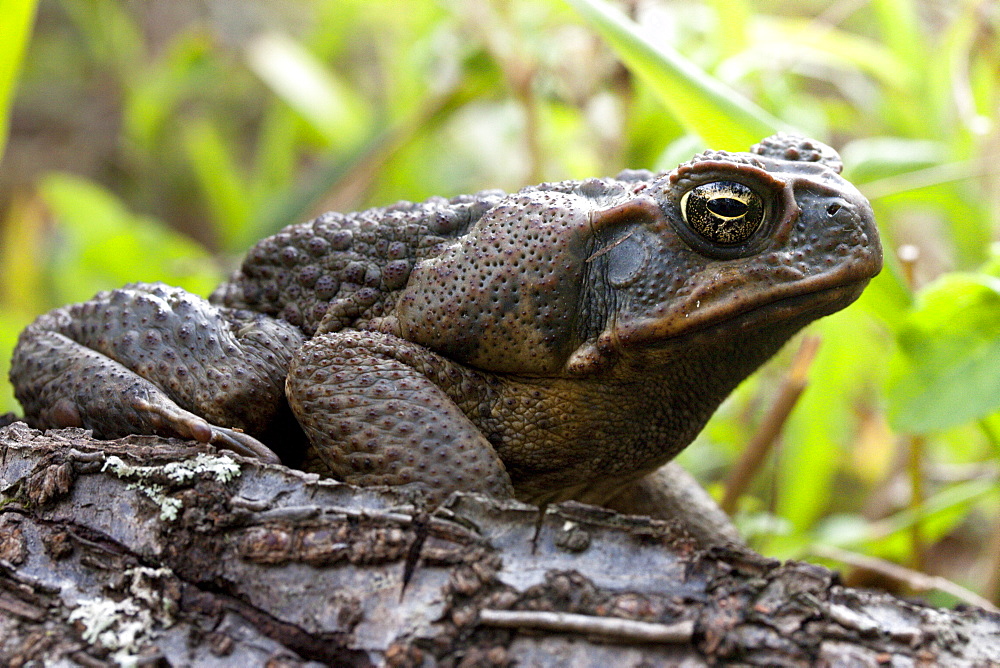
(211, 192, 507, 335)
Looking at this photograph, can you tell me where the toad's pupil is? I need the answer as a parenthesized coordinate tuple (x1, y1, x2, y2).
(707, 197, 747, 218)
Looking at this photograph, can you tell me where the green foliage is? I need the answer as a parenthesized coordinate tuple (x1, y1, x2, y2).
(2, 0, 999, 601)
(889, 272, 1000, 433)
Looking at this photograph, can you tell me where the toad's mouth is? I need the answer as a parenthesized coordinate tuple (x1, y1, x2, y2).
(605, 265, 876, 354)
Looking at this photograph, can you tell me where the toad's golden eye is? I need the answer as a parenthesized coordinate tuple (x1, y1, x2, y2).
(680, 181, 765, 245)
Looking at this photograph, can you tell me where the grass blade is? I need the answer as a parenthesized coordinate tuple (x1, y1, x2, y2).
(564, 0, 786, 148)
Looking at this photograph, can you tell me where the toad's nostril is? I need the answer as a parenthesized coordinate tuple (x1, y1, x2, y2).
(827, 203, 842, 216)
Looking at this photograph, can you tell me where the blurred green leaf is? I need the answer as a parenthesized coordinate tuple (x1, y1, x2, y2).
(816, 478, 997, 555)
(0, 194, 45, 312)
(741, 18, 913, 92)
(0, 0, 37, 162)
(888, 273, 1000, 432)
(563, 0, 785, 148)
(248, 125, 393, 243)
(59, 0, 142, 79)
(0, 311, 28, 412)
(0, 194, 45, 412)
(871, 0, 924, 68)
(706, 0, 749, 59)
(182, 118, 253, 251)
(251, 105, 301, 205)
(39, 173, 221, 301)
(124, 29, 215, 152)
(841, 137, 946, 185)
(245, 32, 372, 149)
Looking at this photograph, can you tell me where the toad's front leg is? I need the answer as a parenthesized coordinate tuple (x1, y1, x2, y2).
(10, 282, 306, 462)
(286, 330, 515, 505)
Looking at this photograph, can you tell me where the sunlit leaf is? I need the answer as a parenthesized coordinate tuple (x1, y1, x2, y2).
(0, 310, 30, 412)
(840, 136, 946, 185)
(871, 0, 924, 69)
(0, 193, 45, 311)
(0, 193, 45, 412)
(563, 0, 785, 148)
(706, 0, 750, 59)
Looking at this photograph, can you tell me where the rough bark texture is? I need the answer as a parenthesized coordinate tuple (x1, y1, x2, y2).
(1, 422, 998, 667)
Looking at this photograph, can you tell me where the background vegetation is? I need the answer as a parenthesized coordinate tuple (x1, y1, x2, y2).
(1, 0, 998, 605)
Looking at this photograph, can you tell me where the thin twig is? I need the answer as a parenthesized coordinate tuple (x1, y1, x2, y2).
(907, 435, 927, 572)
(810, 544, 999, 613)
(897, 244, 919, 289)
(897, 244, 927, 572)
(478, 609, 695, 644)
(720, 335, 821, 513)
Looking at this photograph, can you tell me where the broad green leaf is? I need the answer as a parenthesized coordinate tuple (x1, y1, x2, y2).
(888, 273, 1000, 432)
(38, 173, 220, 302)
(563, 0, 785, 149)
(0, 0, 37, 162)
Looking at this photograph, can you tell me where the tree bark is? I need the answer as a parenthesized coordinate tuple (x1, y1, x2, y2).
(1, 422, 998, 666)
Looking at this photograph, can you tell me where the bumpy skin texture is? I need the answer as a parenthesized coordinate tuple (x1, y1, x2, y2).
(10, 134, 882, 505)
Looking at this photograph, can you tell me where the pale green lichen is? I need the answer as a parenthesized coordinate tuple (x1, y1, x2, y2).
(68, 596, 153, 667)
(101, 453, 241, 521)
(68, 566, 178, 667)
(102, 453, 241, 483)
(122, 482, 183, 521)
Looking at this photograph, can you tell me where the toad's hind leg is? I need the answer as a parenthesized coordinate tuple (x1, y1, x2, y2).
(286, 330, 514, 505)
(10, 283, 306, 462)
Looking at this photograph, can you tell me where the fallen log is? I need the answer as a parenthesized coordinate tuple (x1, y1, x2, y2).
(1, 422, 998, 666)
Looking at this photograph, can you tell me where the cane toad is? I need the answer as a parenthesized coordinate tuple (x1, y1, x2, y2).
(10, 134, 881, 506)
